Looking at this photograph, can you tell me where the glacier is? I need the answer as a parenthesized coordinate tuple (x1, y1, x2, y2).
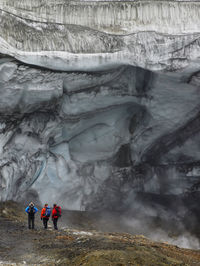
(0, 0, 199, 220)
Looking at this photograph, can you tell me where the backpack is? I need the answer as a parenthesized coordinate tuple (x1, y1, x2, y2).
(28, 206, 35, 216)
(55, 206, 61, 217)
(45, 207, 51, 217)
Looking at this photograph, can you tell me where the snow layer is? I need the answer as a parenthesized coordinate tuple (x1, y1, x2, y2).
(0, 0, 200, 34)
(0, 8, 200, 72)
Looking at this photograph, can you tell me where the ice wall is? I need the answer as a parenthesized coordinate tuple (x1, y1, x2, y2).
(0, 0, 200, 215)
(0, 0, 200, 34)
(0, 0, 200, 73)
(0, 15, 199, 72)
(0, 62, 200, 211)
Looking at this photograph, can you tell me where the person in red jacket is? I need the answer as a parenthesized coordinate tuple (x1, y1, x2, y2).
(52, 204, 61, 230)
(41, 203, 51, 229)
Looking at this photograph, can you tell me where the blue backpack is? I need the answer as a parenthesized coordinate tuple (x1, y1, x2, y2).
(45, 207, 51, 217)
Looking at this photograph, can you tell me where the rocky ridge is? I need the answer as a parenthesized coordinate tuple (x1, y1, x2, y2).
(0, 201, 200, 265)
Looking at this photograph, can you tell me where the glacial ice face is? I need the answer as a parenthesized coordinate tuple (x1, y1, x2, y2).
(1, 64, 200, 210)
(0, 1, 200, 72)
(0, 0, 200, 211)
(0, 15, 200, 72)
(1, 0, 200, 34)
(0, 61, 64, 114)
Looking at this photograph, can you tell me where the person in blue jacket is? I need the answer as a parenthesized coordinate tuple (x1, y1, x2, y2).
(25, 202, 38, 229)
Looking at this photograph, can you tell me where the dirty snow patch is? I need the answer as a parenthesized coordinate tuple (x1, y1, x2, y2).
(72, 231, 93, 236)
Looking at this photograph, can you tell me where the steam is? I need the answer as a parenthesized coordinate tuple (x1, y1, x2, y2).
(150, 230, 200, 250)
(118, 196, 200, 250)
(123, 216, 200, 250)
(88, 192, 200, 250)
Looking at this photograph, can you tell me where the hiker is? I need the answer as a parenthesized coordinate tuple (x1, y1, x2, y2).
(25, 202, 38, 229)
(52, 204, 61, 230)
(41, 203, 51, 229)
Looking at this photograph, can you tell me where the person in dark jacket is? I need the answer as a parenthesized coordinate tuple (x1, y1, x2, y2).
(25, 202, 38, 229)
(41, 203, 51, 229)
(52, 204, 61, 230)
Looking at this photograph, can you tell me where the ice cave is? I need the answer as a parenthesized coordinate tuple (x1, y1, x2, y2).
(0, 0, 199, 231)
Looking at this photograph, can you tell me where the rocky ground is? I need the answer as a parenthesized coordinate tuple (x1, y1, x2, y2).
(0, 201, 200, 266)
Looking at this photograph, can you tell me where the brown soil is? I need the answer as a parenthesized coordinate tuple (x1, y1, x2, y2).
(0, 201, 200, 266)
